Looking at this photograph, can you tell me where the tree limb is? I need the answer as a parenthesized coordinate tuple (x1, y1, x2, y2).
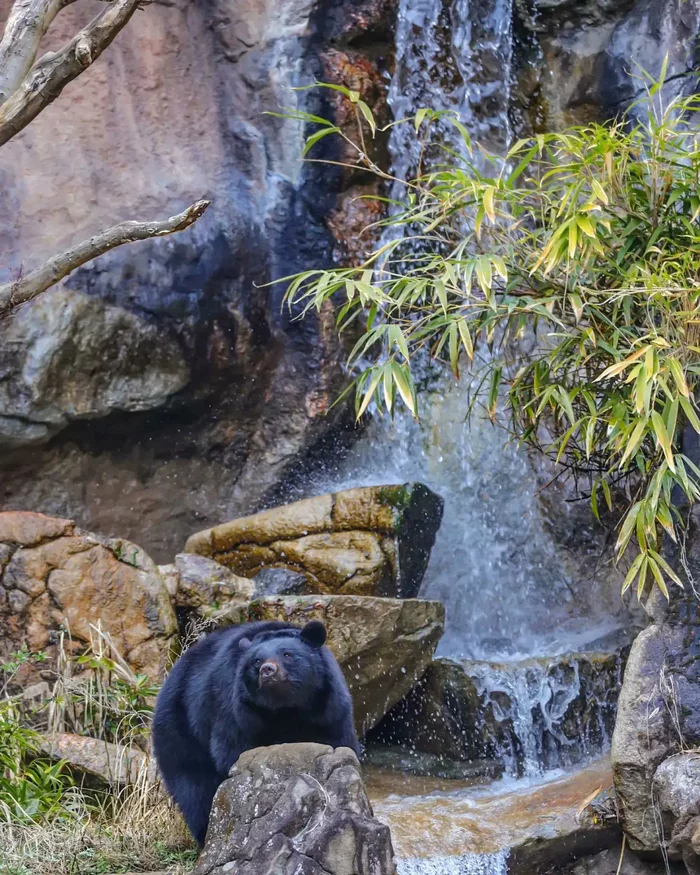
(0, 0, 78, 106)
(0, 199, 210, 316)
(0, 0, 151, 146)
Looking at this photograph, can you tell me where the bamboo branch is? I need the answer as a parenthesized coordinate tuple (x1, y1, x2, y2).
(0, 0, 152, 146)
(0, 199, 210, 316)
(0, 0, 78, 106)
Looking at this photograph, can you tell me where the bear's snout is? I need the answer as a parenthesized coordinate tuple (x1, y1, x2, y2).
(259, 661, 287, 686)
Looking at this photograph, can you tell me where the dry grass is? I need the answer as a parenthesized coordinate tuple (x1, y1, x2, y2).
(0, 776, 196, 875)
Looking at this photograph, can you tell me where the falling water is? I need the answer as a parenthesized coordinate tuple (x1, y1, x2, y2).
(397, 852, 509, 875)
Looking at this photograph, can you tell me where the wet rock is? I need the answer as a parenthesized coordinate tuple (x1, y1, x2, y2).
(0, 289, 189, 448)
(563, 844, 679, 875)
(362, 744, 503, 782)
(37, 733, 156, 788)
(369, 649, 628, 774)
(160, 553, 255, 613)
(611, 582, 700, 854)
(185, 483, 444, 599)
(513, 0, 700, 133)
(653, 752, 700, 872)
(217, 594, 445, 733)
(252, 566, 311, 597)
(194, 743, 396, 875)
(0, 511, 177, 682)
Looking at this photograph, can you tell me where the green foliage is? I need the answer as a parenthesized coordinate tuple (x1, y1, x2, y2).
(0, 699, 73, 825)
(280, 75, 700, 598)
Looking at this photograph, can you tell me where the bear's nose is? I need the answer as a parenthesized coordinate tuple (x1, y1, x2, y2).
(260, 661, 278, 680)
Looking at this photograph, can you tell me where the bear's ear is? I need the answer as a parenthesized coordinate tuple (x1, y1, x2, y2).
(239, 637, 252, 652)
(300, 620, 326, 649)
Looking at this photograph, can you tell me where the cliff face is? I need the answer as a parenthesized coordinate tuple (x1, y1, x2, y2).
(0, 0, 394, 561)
(0, 0, 698, 562)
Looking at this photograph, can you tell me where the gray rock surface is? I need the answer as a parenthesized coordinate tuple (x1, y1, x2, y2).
(612, 581, 700, 854)
(194, 743, 396, 875)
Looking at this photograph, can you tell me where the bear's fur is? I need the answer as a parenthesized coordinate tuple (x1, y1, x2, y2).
(152, 620, 359, 846)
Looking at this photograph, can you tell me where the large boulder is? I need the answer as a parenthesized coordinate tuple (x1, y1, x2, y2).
(218, 594, 445, 734)
(612, 581, 700, 855)
(0, 512, 177, 682)
(0, 288, 189, 448)
(194, 743, 396, 875)
(184, 483, 444, 599)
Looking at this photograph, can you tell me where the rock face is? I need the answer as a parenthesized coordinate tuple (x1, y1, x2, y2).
(369, 648, 627, 775)
(0, 288, 189, 448)
(0, 511, 177, 682)
(653, 753, 700, 874)
(513, 0, 700, 133)
(611, 581, 700, 855)
(218, 594, 445, 733)
(194, 743, 397, 875)
(184, 483, 444, 599)
(0, 0, 397, 562)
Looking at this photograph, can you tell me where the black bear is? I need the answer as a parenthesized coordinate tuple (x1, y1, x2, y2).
(152, 620, 359, 846)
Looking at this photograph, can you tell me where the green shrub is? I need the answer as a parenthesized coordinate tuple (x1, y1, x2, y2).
(281, 71, 700, 598)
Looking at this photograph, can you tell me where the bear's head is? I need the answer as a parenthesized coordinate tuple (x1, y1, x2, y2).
(237, 621, 328, 709)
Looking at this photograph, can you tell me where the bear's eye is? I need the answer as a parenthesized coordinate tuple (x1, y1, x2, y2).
(253, 658, 262, 668)
(283, 651, 293, 659)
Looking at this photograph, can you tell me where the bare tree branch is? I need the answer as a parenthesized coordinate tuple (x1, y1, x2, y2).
(0, 0, 77, 105)
(0, 199, 210, 316)
(0, 0, 150, 146)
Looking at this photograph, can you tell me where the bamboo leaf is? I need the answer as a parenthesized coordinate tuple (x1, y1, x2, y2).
(651, 410, 676, 472)
(357, 100, 376, 136)
(302, 126, 340, 155)
(680, 396, 700, 433)
(391, 363, 417, 417)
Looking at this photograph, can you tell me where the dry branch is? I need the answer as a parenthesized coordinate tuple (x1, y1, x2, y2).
(0, 199, 210, 316)
(0, 0, 148, 146)
(0, 0, 77, 105)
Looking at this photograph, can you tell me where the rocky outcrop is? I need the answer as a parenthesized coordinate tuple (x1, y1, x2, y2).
(369, 648, 627, 775)
(194, 743, 396, 875)
(0, 0, 397, 563)
(611, 581, 700, 856)
(184, 483, 444, 598)
(218, 594, 445, 733)
(0, 511, 177, 682)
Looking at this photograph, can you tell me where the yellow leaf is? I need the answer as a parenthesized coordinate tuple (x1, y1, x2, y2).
(568, 221, 578, 258)
(356, 369, 383, 419)
(457, 318, 474, 360)
(392, 364, 417, 417)
(592, 179, 609, 205)
(651, 410, 676, 472)
(680, 396, 700, 433)
(619, 419, 648, 469)
(596, 347, 648, 381)
(668, 358, 690, 397)
(621, 552, 645, 595)
(483, 187, 496, 223)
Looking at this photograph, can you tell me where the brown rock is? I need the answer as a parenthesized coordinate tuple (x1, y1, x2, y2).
(194, 743, 396, 875)
(185, 484, 444, 599)
(218, 594, 445, 733)
(37, 733, 157, 787)
(0, 511, 177, 682)
(159, 553, 255, 615)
